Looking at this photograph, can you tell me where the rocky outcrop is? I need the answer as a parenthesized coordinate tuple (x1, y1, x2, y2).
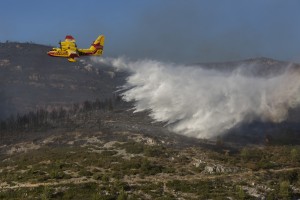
(202, 164, 239, 174)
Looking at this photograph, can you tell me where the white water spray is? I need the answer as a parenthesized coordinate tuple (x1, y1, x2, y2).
(92, 57, 300, 138)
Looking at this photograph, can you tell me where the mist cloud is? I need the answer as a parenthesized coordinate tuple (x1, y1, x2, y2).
(92, 57, 300, 138)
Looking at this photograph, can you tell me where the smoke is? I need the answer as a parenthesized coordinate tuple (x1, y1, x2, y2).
(92, 57, 300, 139)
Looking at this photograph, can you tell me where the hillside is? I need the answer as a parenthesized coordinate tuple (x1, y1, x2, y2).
(0, 42, 126, 119)
(1, 99, 300, 199)
(193, 57, 299, 77)
(1, 42, 300, 199)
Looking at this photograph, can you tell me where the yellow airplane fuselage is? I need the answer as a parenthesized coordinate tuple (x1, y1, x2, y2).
(47, 35, 105, 62)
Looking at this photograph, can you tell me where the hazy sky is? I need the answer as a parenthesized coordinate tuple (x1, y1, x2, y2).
(1, 0, 300, 63)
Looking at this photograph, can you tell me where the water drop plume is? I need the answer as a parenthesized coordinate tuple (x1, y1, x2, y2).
(92, 57, 300, 138)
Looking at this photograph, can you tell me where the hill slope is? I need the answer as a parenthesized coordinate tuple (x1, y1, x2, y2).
(1, 43, 300, 198)
(0, 99, 300, 199)
(0, 42, 126, 119)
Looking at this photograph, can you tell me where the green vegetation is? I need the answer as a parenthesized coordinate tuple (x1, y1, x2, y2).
(1, 139, 300, 199)
(116, 141, 144, 154)
(1, 100, 300, 199)
(166, 179, 238, 199)
(279, 181, 292, 200)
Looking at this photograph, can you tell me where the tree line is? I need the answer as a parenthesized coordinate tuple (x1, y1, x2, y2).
(0, 96, 121, 134)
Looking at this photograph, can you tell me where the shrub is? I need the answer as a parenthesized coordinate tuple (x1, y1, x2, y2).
(279, 181, 292, 199)
(144, 146, 164, 157)
(115, 141, 145, 154)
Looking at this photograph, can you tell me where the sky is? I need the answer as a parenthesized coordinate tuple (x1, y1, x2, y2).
(1, 0, 300, 63)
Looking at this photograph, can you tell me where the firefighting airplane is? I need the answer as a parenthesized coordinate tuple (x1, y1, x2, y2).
(47, 35, 105, 62)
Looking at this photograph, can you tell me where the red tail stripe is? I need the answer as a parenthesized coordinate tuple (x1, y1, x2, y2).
(92, 44, 103, 50)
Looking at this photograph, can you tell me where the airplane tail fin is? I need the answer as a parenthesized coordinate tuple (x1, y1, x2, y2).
(89, 35, 105, 55)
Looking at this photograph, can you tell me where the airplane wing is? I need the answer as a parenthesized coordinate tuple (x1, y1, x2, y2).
(60, 35, 77, 51)
(61, 35, 78, 62)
